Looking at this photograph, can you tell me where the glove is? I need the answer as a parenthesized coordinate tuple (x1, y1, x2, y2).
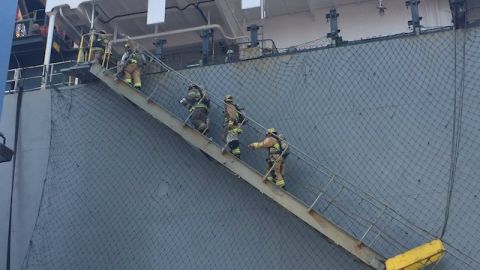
(179, 98, 188, 106)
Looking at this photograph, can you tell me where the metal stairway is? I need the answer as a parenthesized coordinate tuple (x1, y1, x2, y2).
(89, 63, 385, 269)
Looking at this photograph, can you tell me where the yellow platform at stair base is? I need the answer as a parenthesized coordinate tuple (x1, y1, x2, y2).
(386, 239, 445, 270)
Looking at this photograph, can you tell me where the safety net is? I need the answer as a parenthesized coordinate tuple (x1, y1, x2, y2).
(22, 23, 480, 270)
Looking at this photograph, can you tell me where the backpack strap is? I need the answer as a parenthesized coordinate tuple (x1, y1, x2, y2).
(271, 134, 281, 150)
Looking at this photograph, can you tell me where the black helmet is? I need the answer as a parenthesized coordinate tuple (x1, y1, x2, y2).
(188, 83, 200, 90)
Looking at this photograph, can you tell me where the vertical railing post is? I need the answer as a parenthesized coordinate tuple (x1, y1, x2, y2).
(308, 175, 336, 212)
(321, 186, 345, 213)
(12, 68, 21, 93)
(359, 207, 387, 243)
(87, 31, 95, 63)
(49, 64, 54, 84)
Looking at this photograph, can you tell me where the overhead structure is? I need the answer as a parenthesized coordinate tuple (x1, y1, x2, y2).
(216, 0, 245, 39)
(43, 0, 93, 84)
(111, 24, 249, 44)
(45, 0, 91, 12)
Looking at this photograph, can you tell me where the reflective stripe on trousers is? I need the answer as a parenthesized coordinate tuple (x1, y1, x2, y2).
(124, 63, 141, 87)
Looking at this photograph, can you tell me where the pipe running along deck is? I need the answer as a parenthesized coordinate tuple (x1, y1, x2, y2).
(89, 64, 386, 270)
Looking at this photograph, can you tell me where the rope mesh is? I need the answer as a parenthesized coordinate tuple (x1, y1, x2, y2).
(23, 25, 480, 269)
(22, 84, 369, 270)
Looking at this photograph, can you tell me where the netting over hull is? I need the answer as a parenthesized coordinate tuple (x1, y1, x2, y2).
(139, 26, 480, 269)
(22, 84, 369, 269)
(23, 26, 480, 269)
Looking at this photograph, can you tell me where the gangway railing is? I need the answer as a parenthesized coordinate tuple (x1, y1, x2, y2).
(76, 31, 113, 68)
(5, 61, 76, 94)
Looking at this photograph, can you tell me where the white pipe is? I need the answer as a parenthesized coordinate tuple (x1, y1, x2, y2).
(261, 0, 266, 19)
(80, 6, 91, 23)
(90, 3, 95, 29)
(435, 0, 440, 26)
(13, 68, 21, 91)
(43, 8, 57, 84)
(113, 24, 118, 42)
(111, 24, 248, 45)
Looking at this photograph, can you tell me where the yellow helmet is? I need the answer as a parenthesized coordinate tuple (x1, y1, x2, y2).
(266, 128, 277, 136)
(224, 95, 233, 103)
(125, 40, 135, 49)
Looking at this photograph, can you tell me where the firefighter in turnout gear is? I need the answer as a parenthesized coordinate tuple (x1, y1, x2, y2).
(180, 84, 211, 134)
(248, 128, 287, 189)
(120, 41, 146, 90)
(223, 95, 244, 158)
(89, 30, 109, 65)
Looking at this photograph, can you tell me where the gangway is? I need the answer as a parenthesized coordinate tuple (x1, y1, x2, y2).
(89, 63, 386, 269)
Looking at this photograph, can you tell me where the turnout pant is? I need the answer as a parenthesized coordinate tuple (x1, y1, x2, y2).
(265, 154, 285, 187)
(124, 63, 142, 88)
(89, 47, 104, 65)
(226, 130, 241, 157)
(191, 108, 209, 133)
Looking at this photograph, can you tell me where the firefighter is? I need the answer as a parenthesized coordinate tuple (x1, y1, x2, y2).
(89, 30, 109, 65)
(223, 95, 244, 158)
(120, 41, 146, 90)
(248, 128, 286, 189)
(180, 84, 210, 134)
